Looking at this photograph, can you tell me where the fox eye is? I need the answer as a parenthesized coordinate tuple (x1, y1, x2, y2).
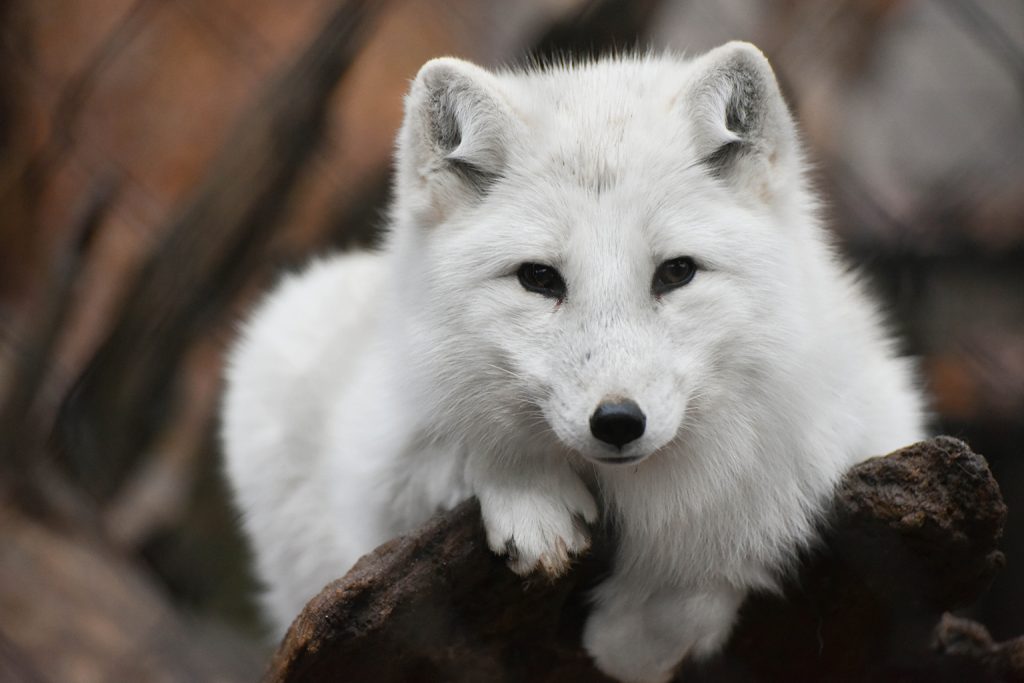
(517, 263, 567, 300)
(652, 256, 697, 295)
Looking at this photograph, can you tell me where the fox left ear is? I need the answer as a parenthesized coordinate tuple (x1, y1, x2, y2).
(396, 57, 521, 222)
(683, 42, 798, 198)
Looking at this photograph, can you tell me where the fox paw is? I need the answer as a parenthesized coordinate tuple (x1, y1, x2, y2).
(583, 585, 742, 683)
(478, 479, 598, 578)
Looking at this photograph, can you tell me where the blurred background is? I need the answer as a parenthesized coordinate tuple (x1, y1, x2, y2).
(0, 0, 1021, 680)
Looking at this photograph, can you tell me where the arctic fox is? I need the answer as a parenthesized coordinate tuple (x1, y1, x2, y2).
(222, 42, 925, 682)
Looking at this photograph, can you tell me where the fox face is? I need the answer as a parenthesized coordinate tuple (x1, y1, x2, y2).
(395, 47, 807, 466)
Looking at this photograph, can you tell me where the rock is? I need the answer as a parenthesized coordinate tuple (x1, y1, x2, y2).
(265, 438, 1012, 682)
(933, 613, 1024, 682)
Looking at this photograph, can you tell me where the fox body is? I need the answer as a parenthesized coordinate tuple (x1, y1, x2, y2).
(222, 43, 925, 682)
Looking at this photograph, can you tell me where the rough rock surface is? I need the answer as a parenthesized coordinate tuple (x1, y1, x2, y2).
(933, 614, 1024, 683)
(265, 437, 1015, 682)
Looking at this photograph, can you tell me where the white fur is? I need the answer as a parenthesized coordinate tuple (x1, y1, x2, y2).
(221, 43, 925, 681)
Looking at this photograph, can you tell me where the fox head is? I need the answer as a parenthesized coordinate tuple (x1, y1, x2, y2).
(390, 43, 818, 467)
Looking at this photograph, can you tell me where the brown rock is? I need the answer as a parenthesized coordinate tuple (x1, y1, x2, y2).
(266, 438, 1012, 682)
(934, 613, 1024, 683)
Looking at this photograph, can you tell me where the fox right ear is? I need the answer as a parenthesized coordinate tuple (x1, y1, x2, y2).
(682, 42, 799, 201)
(396, 58, 519, 218)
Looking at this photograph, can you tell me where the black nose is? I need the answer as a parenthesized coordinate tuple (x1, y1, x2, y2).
(590, 399, 646, 448)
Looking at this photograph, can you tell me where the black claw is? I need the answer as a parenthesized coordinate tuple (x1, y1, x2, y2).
(571, 512, 591, 537)
(504, 537, 519, 564)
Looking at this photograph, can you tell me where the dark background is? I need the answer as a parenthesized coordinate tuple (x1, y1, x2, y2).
(1, 1, 1021, 680)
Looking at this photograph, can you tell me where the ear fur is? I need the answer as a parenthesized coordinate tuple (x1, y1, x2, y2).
(684, 42, 797, 193)
(397, 58, 519, 217)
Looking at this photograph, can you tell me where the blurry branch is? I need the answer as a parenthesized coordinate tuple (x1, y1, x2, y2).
(761, 0, 1024, 262)
(20, 0, 159, 209)
(530, 0, 666, 62)
(765, 0, 899, 81)
(56, 0, 384, 499)
(45, 0, 157, 140)
(760, 0, 901, 159)
(934, 0, 1024, 97)
(102, 338, 222, 549)
(321, 166, 394, 252)
(0, 179, 116, 507)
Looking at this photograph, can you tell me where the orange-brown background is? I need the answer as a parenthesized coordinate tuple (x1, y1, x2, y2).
(1, 1, 1021, 681)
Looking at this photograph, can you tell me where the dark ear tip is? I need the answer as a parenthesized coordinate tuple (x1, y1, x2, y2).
(413, 57, 488, 95)
(715, 41, 771, 68)
(705, 41, 777, 88)
(414, 57, 460, 89)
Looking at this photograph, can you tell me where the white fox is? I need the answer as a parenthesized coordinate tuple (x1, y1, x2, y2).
(222, 42, 925, 683)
